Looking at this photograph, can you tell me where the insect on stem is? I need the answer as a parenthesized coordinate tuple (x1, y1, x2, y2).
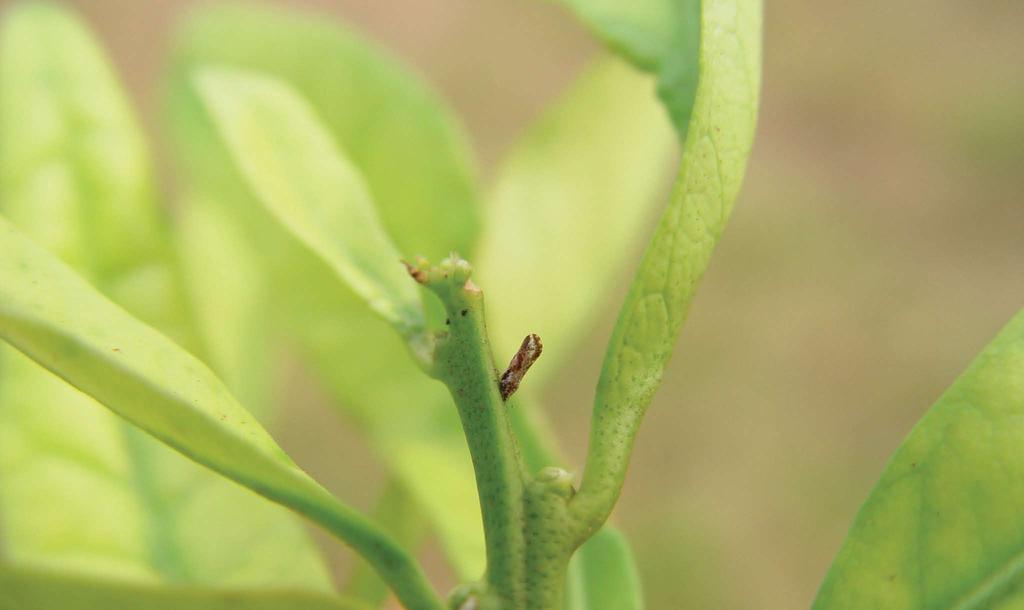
(499, 334, 543, 401)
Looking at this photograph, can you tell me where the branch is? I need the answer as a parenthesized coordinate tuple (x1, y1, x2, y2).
(408, 255, 527, 607)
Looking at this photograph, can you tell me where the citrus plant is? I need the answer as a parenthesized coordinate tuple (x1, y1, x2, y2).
(0, 2, 1021, 610)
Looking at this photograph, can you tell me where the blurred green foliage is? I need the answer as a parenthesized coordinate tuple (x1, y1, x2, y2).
(0, 1, 692, 607)
(0, 1, 1022, 610)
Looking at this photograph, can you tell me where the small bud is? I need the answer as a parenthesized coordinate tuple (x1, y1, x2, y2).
(536, 466, 576, 498)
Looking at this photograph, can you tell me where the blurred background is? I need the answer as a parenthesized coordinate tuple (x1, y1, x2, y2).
(12, 0, 1023, 608)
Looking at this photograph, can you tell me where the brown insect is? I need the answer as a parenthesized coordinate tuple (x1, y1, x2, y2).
(499, 334, 542, 401)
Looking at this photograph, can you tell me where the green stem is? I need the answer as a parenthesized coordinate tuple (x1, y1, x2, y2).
(413, 256, 526, 608)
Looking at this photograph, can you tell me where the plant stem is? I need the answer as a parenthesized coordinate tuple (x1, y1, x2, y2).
(414, 256, 527, 608)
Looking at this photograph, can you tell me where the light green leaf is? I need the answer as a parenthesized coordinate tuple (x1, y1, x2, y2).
(0, 1, 184, 336)
(0, 2, 163, 279)
(173, 193, 274, 421)
(194, 68, 424, 338)
(573, 0, 761, 530)
(163, 4, 574, 582)
(550, 0, 700, 138)
(0, 347, 332, 589)
(565, 526, 643, 610)
(0, 2, 330, 592)
(190, 66, 486, 574)
(0, 216, 441, 610)
(812, 309, 1024, 610)
(165, 6, 490, 576)
(166, 2, 480, 261)
(0, 565, 369, 610)
(477, 56, 676, 377)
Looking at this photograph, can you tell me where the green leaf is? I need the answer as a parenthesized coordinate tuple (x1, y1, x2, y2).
(549, 0, 678, 70)
(572, 0, 761, 531)
(0, 2, 164, 281)
(477, 56, 676, 377)
(166, 2, 480, 261)
(812, 309, 1024, 610)
(565, 526, 644, 610)
(194, 68, 425, 339)
(0, 2, 330, 592)
(0, 1, 186, 338)
(0, 565, 369, 610)
(190, 68, 488, 576)
(0, 347, 333, 589)
(550, 0, 701, 138)
(173, 193, 274, 421)
(165, 5, 490, 577)
(0, 216, 442, 610)
(164, 4, 592, 583)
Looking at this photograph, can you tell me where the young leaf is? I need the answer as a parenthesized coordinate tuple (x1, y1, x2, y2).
(565, 526, 644, 610)
(0, 564, 370, 610)
(187, 64, 490, 574)
(0, 217, 442, 610)
(163, 4, 495, 579)
(477, 56, 676, 377)
(0, 1, 330, 592)
(194, 68, 425, 340)
(812, 309, 1024, 610)
(167, 3, 480, 261)
(550, 0, 700, 138)
(572, 0, 761, 534)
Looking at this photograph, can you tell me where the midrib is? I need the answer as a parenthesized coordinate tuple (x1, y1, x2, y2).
(949, 548, 1024, 610)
